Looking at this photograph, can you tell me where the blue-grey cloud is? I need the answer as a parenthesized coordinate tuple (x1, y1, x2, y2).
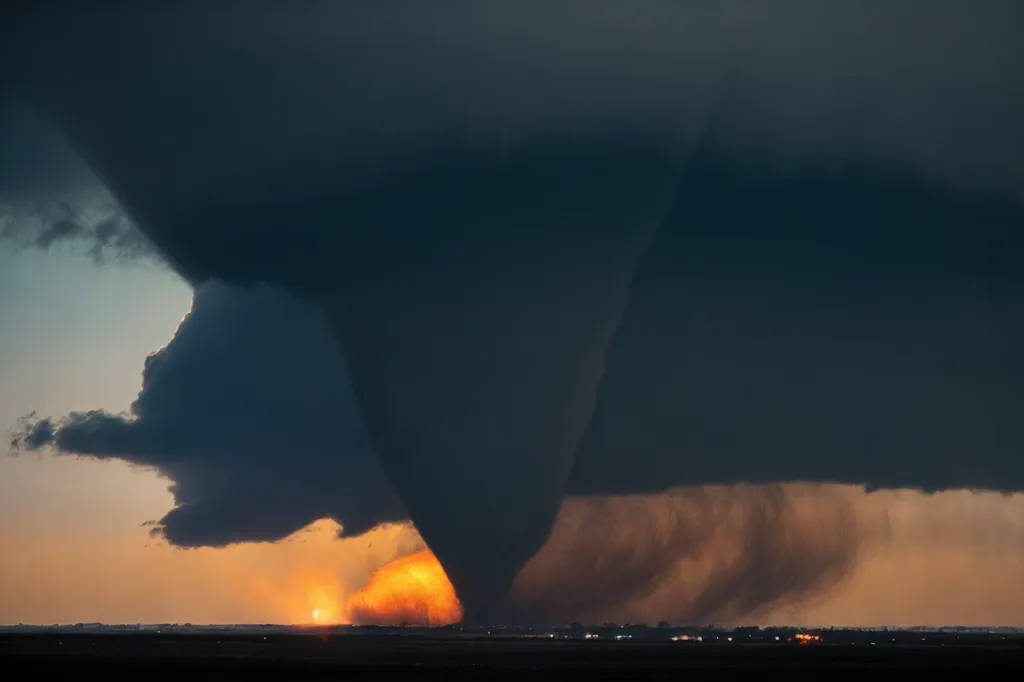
(11, 281, 406, 546)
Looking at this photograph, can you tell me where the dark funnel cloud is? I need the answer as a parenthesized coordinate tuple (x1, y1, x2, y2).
(7, 1, 1024, 621)
(10, 281, 406, 546)
(320, 168, 679, 621)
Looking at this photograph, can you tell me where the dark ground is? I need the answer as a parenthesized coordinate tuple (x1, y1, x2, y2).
(2, 633, 1023, 679)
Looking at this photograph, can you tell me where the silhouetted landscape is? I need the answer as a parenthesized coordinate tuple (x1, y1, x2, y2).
(3, 627, 1023, 679)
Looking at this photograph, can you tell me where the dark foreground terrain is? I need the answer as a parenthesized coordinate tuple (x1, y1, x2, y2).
(2, 633, 1023, 680)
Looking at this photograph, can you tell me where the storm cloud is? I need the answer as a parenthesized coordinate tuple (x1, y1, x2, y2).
(11, 281, 406, 546)
(568, 147, 1024, 496)
(6, 1, 1024, 622)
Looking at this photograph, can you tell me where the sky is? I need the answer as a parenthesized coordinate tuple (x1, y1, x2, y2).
(2, 1, 1024, 627)
(0, 246, 185, 540)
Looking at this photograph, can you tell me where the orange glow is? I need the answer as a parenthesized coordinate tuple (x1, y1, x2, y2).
(302, 575, 345, 625)
(344, 550, 462, 626)
(794, 633, 822, 644)
(240, 541, 352, 626)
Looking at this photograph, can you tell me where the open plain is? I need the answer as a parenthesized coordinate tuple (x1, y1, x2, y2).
(2, 632, 1023, 680)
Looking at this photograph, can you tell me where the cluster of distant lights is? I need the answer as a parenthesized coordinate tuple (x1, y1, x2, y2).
(582, 633, 633, 641)
(669, 633, 823, 644)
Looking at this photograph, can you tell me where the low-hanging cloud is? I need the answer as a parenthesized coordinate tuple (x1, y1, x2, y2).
(10, 281, 407, 546)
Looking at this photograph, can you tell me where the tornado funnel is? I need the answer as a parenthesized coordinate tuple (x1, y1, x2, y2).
(318, 147, 680, 621)
(13, 4, 687, 621)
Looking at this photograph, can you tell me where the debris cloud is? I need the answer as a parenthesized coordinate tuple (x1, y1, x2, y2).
(509, 484, 889, 626)
(346, 550, 463, 627)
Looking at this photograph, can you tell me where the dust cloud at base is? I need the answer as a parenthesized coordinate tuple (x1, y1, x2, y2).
(344, 550, 463, 627)
(507, 484, 888, 625)
(507, 485, 1024, 626)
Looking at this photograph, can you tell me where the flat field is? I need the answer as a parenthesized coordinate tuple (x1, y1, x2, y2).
(2, 632, 1022, 679)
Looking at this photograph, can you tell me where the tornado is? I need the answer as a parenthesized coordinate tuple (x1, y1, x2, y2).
(316, 149, 682, 621)
(11, 2, 691, 621)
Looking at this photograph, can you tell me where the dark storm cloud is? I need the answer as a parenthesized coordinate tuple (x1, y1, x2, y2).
(14, 415, 54, 450)
(11, 0, 1023, 215)
(569, 148, 1024, 496)
(7, 0, 1023, 622)
(10, 282, 406, 546)
(0, 100, 92, 196)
